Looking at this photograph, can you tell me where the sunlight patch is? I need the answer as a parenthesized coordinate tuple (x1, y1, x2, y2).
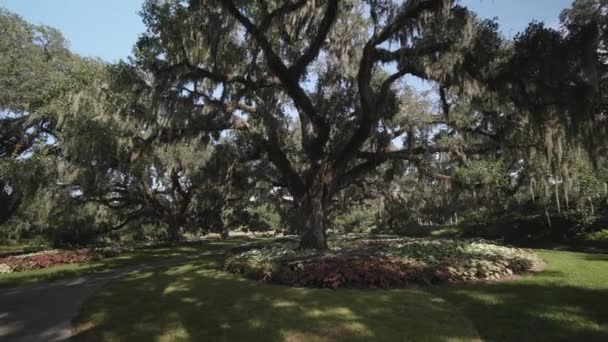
(538, 306, 605, 332)
(180, 297, 204, 307)
(458, 291, 504, 305)
(157, 323, 190, 342)
(272, 300, 297, 308)
(248, 318, 264, 328)
(163, 283, 190, 295)
(130, 271, 154, 280)
(304, 307, 359, 320)
(281, 322, 373, 342)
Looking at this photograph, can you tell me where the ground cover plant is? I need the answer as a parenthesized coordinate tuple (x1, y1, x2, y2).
(224, 236, 544, 288)
(0, 249, 101, 273)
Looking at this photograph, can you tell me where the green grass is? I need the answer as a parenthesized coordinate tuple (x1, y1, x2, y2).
(0, 238, 252, 287)
(0, 243, 33, 254)
(434, 250, 608, 341)
(72, 243, 608, 342)
(430, 227, 465, 238)
(73, 250, 479, 342)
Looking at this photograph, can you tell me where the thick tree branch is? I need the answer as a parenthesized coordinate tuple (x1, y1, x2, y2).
(373, 42, 451, 63)
(157, 62, 278, 89)
(259, 0, 308, 32)
(373, 0, 448, 45)
(289, 0, 339, 78)
(334, 1, 449, 176)
(221, 0, 330, 158)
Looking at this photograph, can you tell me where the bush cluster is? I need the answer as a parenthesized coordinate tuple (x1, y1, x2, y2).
(224, 236, 544, 289)
(0, 242, 193, 274)
(0, 248, 105, 273)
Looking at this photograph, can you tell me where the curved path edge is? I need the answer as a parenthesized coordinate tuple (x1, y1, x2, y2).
(0, 252, 214, 342)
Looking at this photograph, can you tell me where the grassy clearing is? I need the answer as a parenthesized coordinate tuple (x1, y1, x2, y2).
(73, 243, 608, 341)
(73, 251, 479, 342)
(0, 238, 252, 287)
(435, 250, 608, 341)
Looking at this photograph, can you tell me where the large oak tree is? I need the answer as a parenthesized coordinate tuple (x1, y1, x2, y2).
(131, 0, 493, 249)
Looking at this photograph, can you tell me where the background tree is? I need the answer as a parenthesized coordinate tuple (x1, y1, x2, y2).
(0, 9, 105, 241)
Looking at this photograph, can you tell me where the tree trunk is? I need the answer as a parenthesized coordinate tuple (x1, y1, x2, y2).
(554, 182, 561, 215)
(297, 183, 328, 250)
(167, 222, 182, 242)
(220, 228, 230, 240)
(564, 181, 570, 210)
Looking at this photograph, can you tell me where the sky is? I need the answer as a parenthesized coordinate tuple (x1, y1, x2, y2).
(0, 0, 574, 62)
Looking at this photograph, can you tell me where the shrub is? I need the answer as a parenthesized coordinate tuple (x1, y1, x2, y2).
(0, 247, 118, 273)
(496, 214, 551, 243)
(0, 249, 100, 273)
(575, 229, 608, 248)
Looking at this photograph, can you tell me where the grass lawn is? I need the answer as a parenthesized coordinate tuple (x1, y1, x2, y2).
(72, 251, 479, 341)
(0, 238, 251, 287)
(435, 250, 608, 341)
(72, 243, 608, 341)
(0, 243, 32, 254)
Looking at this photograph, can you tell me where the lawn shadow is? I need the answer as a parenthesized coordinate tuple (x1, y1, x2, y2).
(433, 253, 608, 342)
(70, 246, 608, 342)
(583, 253, 608, 262)
(71, 253, 480, 342)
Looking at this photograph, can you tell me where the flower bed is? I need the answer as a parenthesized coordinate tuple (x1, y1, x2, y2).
(0, 247, 125, 273)
(0, 249, 96, 273)
(224, 236, 545, 289)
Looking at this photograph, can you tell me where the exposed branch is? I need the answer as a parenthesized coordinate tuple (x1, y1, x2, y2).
(289, 0, 339, 78)
(157, 62, 278, 89)
(373, 42, 451, 63)
(255, 99, 306, 197)
(259, 0, 308, 32)
(221, 0, 330, 158)
(372, 0, 448, 46)
(334, 1, 449, 176)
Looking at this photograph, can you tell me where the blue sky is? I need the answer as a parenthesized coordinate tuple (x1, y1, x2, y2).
(0, 0, 573, 62)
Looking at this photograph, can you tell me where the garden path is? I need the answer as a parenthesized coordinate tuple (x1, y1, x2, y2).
(0, 252, 214, 342)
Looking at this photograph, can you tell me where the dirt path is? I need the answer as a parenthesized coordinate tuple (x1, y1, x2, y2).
(0, 252, 213, 342)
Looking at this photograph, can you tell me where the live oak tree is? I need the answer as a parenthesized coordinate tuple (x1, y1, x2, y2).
(133, 0, 503, 250)
(0, 9, 103, 229)
(1, 1, 604, 247)
(408, 0, 608, 231)
(58, 60, 265, 241)
(0, 11, 270, 244)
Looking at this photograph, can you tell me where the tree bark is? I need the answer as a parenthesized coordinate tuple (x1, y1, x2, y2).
(167, 219, 182, 242)
(297, 181, 328, 250)
(554, 182, 561, 215)
(220, 228, 230, 240)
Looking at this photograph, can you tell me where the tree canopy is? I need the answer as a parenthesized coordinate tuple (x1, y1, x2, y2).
(0, 0, 606, 249)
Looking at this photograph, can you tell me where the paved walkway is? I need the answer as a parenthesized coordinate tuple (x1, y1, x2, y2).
(0, 253, 212, 342)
